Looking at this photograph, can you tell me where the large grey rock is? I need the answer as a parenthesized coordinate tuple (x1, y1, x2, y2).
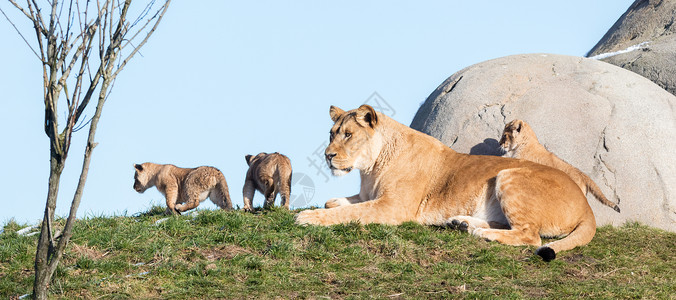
(587, 0, 676, 96)
(411, 53, 676, 232)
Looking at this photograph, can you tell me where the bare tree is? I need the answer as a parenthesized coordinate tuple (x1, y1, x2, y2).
(1, 0, 171, 298)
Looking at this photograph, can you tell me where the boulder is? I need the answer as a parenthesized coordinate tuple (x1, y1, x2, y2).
(587, 0, 676, 96)
(411, 53, 676, 232)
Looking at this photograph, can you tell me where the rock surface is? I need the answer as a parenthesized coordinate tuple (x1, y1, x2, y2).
(587, 0, 676, 96)
(411, 53, 676, 232)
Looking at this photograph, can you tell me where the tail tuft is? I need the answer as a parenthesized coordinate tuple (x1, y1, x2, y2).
(536, 246, 556, 262)
(613, 205, 621, 213)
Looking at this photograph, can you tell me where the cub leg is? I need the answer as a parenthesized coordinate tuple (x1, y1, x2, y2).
(261, 176, 277, 209)
(175, 188, 202, 213)
(279, 175, 291, 209)
(164, 185, 180, 215)
(242, 180, 256, 212)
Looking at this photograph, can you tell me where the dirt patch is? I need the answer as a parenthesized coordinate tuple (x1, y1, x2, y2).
(202, 244, 253, 261)
(71, 243, 108, 260)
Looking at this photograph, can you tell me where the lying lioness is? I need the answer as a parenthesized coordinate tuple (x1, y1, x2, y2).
(295, 105, 596, 261)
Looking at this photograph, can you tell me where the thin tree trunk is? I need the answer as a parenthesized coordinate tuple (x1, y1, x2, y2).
(3, 1, 172, 298)
(33, 156, 64, 299)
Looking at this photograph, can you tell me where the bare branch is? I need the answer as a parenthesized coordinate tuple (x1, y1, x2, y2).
(129, 0, 155, 29)
(0, 6, 41, 60)
(59, 21, 99, 104)
(29, 0, 48, 37)
(72, 115, 92, 132)
(7, 0, 33, 21)
(113, 0, 170, 78)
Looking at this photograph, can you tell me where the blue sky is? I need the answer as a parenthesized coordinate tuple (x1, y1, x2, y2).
(0, 1, 633, 224)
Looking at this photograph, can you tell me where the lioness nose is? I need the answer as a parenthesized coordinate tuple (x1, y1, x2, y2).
(326, 153, 336, 161)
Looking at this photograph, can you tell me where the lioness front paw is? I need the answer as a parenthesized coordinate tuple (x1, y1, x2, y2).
(448, 219, 469, 232)
(325, 197, 350, 208)
(295, 209, 324, 225)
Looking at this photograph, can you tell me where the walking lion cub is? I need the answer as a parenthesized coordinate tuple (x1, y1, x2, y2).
(499, 119, 620, 213)
(133, 163, 233, 214)
(243, 152, 292, 211)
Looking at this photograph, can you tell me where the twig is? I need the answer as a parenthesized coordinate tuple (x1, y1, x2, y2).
(601, 267, 625, 277)
(0, 5, 41, 59)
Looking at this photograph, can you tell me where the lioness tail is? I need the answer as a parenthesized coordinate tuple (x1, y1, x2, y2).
(536, 214, 596, 262)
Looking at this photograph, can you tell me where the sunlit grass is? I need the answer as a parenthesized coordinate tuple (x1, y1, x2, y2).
(1, 207, 674, 299)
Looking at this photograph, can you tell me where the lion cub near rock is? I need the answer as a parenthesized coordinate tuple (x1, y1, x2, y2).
(243, 152, 292, 212)
(499, 120, 620, 213)
(133, 163, 233, 215)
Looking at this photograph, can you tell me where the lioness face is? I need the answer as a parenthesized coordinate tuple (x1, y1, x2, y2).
(499, 120, 528, 153)
(324, 105, 380, 176)
(133, 163, 151, 193)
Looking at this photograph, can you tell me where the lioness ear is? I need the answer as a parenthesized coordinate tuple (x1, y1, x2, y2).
(245, 155, 253, 165)
(329, 106, 345, 122)
(134, 164, 143, 172)
(356, 104, 378, 128)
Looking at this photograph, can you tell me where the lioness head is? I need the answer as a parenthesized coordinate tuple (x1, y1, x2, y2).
(133, 163, 152, 193)
(499, 119, 535, 153)
(324, 104, 381, 176)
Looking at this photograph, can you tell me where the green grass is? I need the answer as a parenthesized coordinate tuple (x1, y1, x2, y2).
(1, 207, 674, 299)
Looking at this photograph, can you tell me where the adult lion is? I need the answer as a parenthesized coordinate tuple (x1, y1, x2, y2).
(295, 104, 596, 261)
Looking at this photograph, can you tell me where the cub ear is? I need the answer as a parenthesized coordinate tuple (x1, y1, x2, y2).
(329, 106, 345, 122)
(134, 164, 143, 172)
(515, 120, 523, 133)
(245, 155, 253, 165)
(356, 104, 378, 128)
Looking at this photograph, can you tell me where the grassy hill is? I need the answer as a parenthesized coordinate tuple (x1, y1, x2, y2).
(1, 207, 674, 299)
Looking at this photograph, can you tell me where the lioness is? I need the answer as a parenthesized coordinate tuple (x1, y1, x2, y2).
(133, 163, 233, 214)
(243, 152, 292, 211)
(295, 104, 597, 261)
(499, 119, 620, 213)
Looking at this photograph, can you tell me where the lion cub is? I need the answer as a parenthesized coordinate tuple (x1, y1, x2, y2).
(499, 120, 620, 212)
(243, 152, 292, 211)
(133, 163, 233, 215)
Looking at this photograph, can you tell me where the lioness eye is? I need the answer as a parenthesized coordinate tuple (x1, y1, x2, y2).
(345, 132, 352, 139)
(329, 132, 334, 142)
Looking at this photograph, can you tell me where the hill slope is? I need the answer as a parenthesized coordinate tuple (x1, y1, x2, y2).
(1, 208, 674, 299)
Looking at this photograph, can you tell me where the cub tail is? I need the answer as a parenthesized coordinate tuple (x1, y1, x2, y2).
(583, 174, 620, 213)
(215, 172, 233, 210)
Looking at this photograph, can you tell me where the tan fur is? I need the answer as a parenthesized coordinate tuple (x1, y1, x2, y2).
(133, 163, 232, 214)
(295, 105, 597, 261)
(243, 152, 292, 212)
(499, 119, 620, 213)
